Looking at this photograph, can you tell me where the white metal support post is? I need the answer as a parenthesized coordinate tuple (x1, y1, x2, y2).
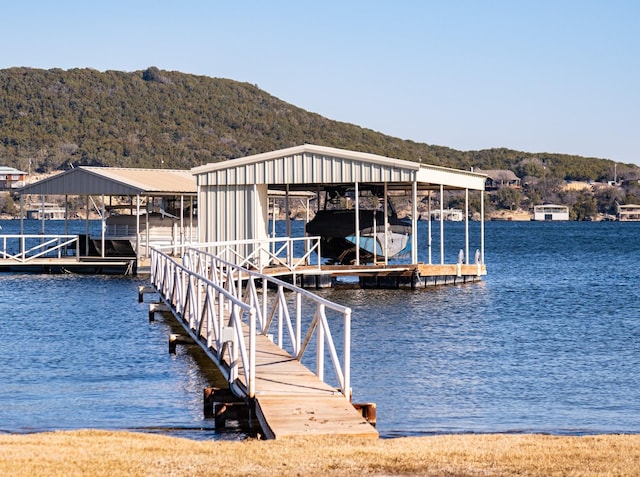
(411, 180, 418, 264)
(427, 190, 432, 265)
(439, 184, 444, 265)
(146, 197, 151, 259)
(285, 184, 292, 265)
(465, 188, 469, 264)
(481, 190, 485, 264)
(101, 192, 105, 257)
(85, 195, 89, 256)
(64, 195, 69, 236)
(135, 194, 141, 264)
(354, 182, 360, 265)
(180, 195, 185, 255)
(383, 182, 388, 265)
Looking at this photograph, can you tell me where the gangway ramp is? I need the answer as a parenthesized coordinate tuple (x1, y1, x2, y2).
(241, 328, 377, 439)
(149, 245, 378, 439)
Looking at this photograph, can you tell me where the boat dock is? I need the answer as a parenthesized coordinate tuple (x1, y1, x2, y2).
(148, 246, 378, 439)
(270, 262, 486, 289)
(0, 233, 137, 274)
(7, 145, 489, 439)
(143, 237, 486, 438)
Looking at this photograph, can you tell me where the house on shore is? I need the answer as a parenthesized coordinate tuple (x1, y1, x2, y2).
(533, 204, 570, 221)
(477, 169, 521, 190)
(0, 166, 27, 190)
(617, 204, 640, 221)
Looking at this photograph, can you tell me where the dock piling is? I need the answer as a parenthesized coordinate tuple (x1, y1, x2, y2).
(168, 333, 195, 354)
(148, 302, 169, 322)
(203, 387, 250, 428)
(352, 402, 377, 426)
(137, 285, 155, 303)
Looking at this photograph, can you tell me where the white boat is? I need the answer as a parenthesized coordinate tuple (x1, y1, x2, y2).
(305, 187, 411, 264)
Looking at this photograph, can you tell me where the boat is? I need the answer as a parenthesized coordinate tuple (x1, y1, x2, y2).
(305, 187, 411, 264)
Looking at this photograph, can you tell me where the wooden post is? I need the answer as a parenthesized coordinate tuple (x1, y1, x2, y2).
(168, 333, 194, 354)
(203, 387, 249, 428)
(138, 285, 155, 302)
(352, 402, 377, 426)
(203, 387, 216, 419)
(148, 302, 169, 322)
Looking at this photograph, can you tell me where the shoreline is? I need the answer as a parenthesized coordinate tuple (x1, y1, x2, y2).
(1, 430, 639, 476)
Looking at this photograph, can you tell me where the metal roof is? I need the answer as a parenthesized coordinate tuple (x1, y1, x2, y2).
(193, 144, 486, 191)
(19, 166, 196, 196)
(0, 166, 28, 175)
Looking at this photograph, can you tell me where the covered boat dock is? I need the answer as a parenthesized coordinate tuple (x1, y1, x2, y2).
(192, 144, 487, 287)
(1, 167, 197, 274)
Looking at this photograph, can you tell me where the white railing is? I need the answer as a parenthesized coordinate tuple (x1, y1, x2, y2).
(0, 234, 79, 262)
(196, 236, 322, 274)
(149, 244, 351, 400)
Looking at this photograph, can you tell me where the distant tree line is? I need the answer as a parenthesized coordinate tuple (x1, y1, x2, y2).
(1, 66, 639, 218)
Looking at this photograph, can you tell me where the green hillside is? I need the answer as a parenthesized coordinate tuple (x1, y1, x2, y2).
(1, 66, 635, 185)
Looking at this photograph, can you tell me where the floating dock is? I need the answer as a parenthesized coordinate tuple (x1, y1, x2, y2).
(267, 262, 487, 289)
(0, 256, 136, 274)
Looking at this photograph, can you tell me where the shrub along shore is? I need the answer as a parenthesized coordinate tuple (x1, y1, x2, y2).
(1, 430, 639, 476)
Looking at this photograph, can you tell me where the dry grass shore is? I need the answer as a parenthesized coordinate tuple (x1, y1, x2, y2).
(1, 430, 639, 476)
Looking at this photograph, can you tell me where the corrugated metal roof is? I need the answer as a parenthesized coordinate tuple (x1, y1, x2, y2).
(193, 144, 486, 191)
(0, 166, 28, 175)
(19, 167, 196, 196)
(476, 169, 520, 182)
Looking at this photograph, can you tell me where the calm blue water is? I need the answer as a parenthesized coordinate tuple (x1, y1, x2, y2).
(1, 219, 639, 438)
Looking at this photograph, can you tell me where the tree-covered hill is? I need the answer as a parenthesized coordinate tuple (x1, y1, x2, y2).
(1, 66, 637, 185)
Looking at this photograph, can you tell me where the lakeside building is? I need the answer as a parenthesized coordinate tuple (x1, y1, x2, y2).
(25, 202, 66, 220)
(476, 169, 521, 190)
(533, 204, 570, 221)
(0, 166, 27, 190)
(427, 208, 463, 221)
(617, 204, 640, 221)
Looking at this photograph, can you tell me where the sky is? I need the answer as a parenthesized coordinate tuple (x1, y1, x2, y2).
(2, 0, 639, 164)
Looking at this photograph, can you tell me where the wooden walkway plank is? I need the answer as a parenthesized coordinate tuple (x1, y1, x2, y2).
(217, 326, 378, 439)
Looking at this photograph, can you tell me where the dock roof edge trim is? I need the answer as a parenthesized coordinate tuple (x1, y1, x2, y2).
(191, 144, 422, 174)
(18, 166, 197, 196)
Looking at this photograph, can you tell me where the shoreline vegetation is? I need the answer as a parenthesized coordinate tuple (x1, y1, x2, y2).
(2, 67, 640, 221)
(1, 431, 639, 476)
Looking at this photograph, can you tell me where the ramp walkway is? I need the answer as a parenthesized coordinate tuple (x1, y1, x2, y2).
(149, 241, 377, 439)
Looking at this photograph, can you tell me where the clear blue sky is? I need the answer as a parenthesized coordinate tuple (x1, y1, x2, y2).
(3, 0, 639, 164)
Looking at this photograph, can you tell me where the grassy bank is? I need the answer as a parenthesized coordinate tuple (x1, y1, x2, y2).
(1, 430, 639, 476)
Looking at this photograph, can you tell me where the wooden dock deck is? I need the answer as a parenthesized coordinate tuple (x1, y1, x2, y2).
(0, 256, 137, 274)
(148, 248, 379, 440)
(163, 305, 378, 439)
(237, 328, 378, 439)
(265, 262, 487, 288)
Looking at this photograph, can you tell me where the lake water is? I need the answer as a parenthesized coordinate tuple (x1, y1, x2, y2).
(1, 219, 639, 439)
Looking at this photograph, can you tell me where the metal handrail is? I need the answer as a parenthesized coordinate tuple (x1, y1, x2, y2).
(185, 245, 351, 397)
(0, 234, 79, 262)
(195, 235, 322, 273)
(149, 242, 352, 400)
(150, 247, 257, 398)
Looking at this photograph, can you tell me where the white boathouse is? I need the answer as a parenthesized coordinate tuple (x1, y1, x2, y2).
(193, 144, 487, 280)
(533, 204, 570, 221)
(617, 204, 640, 221)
